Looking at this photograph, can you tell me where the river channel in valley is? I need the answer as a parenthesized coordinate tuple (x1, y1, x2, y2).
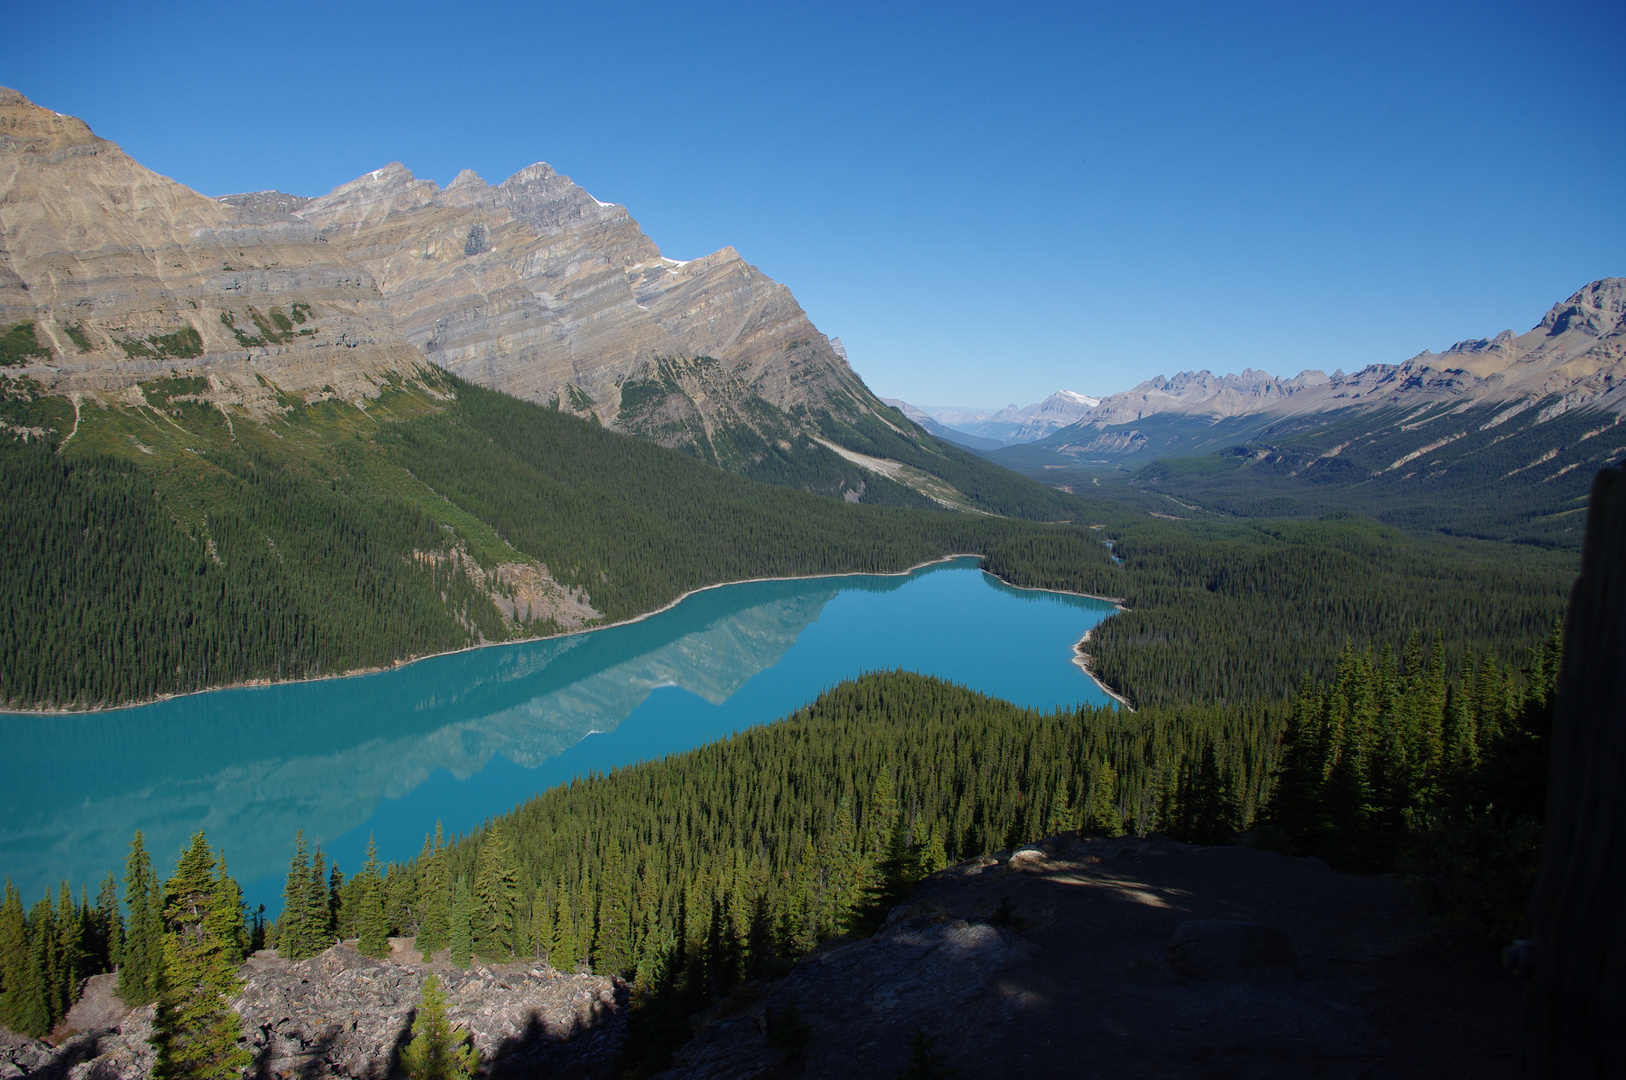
(0, 558, 1120, 912)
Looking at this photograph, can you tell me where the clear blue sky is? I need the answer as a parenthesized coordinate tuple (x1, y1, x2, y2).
(4, 0, 1621, 408)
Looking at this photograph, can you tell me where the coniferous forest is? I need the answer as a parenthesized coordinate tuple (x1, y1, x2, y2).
(0, 361, 1585, 1073)
(0, 372, 1572, 710)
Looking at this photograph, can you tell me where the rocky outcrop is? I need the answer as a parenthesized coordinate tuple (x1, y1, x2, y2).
(2, 946, 624, 1080)
(655, 834, 1521, 1079)
(232, 946, 624, 1079)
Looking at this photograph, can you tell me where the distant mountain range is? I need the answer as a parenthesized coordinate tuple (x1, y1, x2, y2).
(986, 278, 1625, 545)
(883, 390, 1103, 447)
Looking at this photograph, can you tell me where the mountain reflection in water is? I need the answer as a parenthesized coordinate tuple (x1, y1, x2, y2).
(0, 559, 1118, 910)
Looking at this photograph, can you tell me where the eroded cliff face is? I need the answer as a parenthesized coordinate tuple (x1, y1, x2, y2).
(0, 88, 430, 412)
(286, 161, 891, 456)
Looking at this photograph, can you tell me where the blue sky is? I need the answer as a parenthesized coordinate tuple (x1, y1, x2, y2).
(4, 1, 1621, 407)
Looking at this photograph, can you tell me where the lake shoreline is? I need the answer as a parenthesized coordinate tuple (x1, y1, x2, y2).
(6, 554, 1129, 716)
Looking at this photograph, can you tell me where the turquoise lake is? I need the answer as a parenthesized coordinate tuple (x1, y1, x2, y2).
(0, 558, 1118, 913)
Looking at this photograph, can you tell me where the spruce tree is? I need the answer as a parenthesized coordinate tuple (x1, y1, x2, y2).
(279, 831, 312, 960)
(121, 832, 163, 1004)
(304, 846, 334, 955)
(151, 832, 251, 1080)
(549, 890, 577, 972)
(1086, 761, 1121, 836)
(26, 894, 58, 1034)
(593, 853, 633, 977)
(56, 881, 83, 1016)
(327, 863, 344, 940)
(0, 880, 50, 1037)
(211, 853, 246, 964)
(358, 837, 390, 960)
(1045, 777, 1076, 837)
(400, 974, 479, 1080)
(470, 834, 517, 961)
(917, 828, 949, 875)
(96, 872, 122, 974)
(528, 892, 552, 963)
(415, 824, 450, 957)
(448, 877, 472, 970)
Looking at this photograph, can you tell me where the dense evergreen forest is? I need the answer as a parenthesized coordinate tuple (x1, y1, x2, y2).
(0, 373, 1113, 709)
(0, 360, 1582, 1071)
(0, 371, 1574, 710)
(0, 642, 1565, 1067)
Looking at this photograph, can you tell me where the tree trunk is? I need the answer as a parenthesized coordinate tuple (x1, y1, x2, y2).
(1526, 465, 1626, 1075)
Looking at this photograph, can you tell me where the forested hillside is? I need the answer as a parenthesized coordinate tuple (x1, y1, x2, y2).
(0, 364, 1574, 711)
(335, 635, 1546, 1072)
(0, 370, 1115, 710)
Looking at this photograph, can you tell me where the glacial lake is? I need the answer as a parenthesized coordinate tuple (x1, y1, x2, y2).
(0, 558, 1119, 913)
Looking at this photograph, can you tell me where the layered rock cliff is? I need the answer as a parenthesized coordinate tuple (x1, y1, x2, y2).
(282, 162, 892, 459)
(0, 89, 429, 412)
(0, 86, 905, 467)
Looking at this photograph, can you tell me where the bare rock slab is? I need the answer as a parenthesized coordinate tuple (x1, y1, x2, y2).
(1165, 919, 1298, 980)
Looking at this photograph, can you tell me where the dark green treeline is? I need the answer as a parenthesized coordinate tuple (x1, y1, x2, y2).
(1267, 630, 1559, 939)
(0, 375, 1118, 710)
(1003, 513, 1573, 708)
(0, 873, 121, 1038)
(3, 367, 1574, 714)
(377, 672, 1283, 1072)
(271, 832, 389, 962)
(0, 830, 254, 1050)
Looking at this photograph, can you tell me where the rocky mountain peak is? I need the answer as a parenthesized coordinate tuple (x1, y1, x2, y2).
(0, 87, 431, 410)
(1541, 276, 1624, 338)
(0, 87, 105, 154)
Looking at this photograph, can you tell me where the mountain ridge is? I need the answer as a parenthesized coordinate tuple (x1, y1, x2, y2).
(1061, 278, 1625, 431)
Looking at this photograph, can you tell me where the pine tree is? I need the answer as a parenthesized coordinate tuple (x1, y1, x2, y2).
(279, 831, 312, 960)
(0, 880, 50, 1037)
(470, 834, 517, 961)
(549, 890, 577, 972)
(151, 832, 251, 1080)
(400, 974, 479, 1080)
(56, 881, 83, 1017)
(448, 877, 472, 970)
(96, 872, 122, 974)
(358, 837, 390, 960)
(415, 824, 450, 957)
(121, 831, 163, 1004)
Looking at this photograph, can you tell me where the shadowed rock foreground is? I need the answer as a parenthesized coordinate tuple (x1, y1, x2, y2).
(3, 837, 1521, 1079)
(656, 835, 1520, 1079)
